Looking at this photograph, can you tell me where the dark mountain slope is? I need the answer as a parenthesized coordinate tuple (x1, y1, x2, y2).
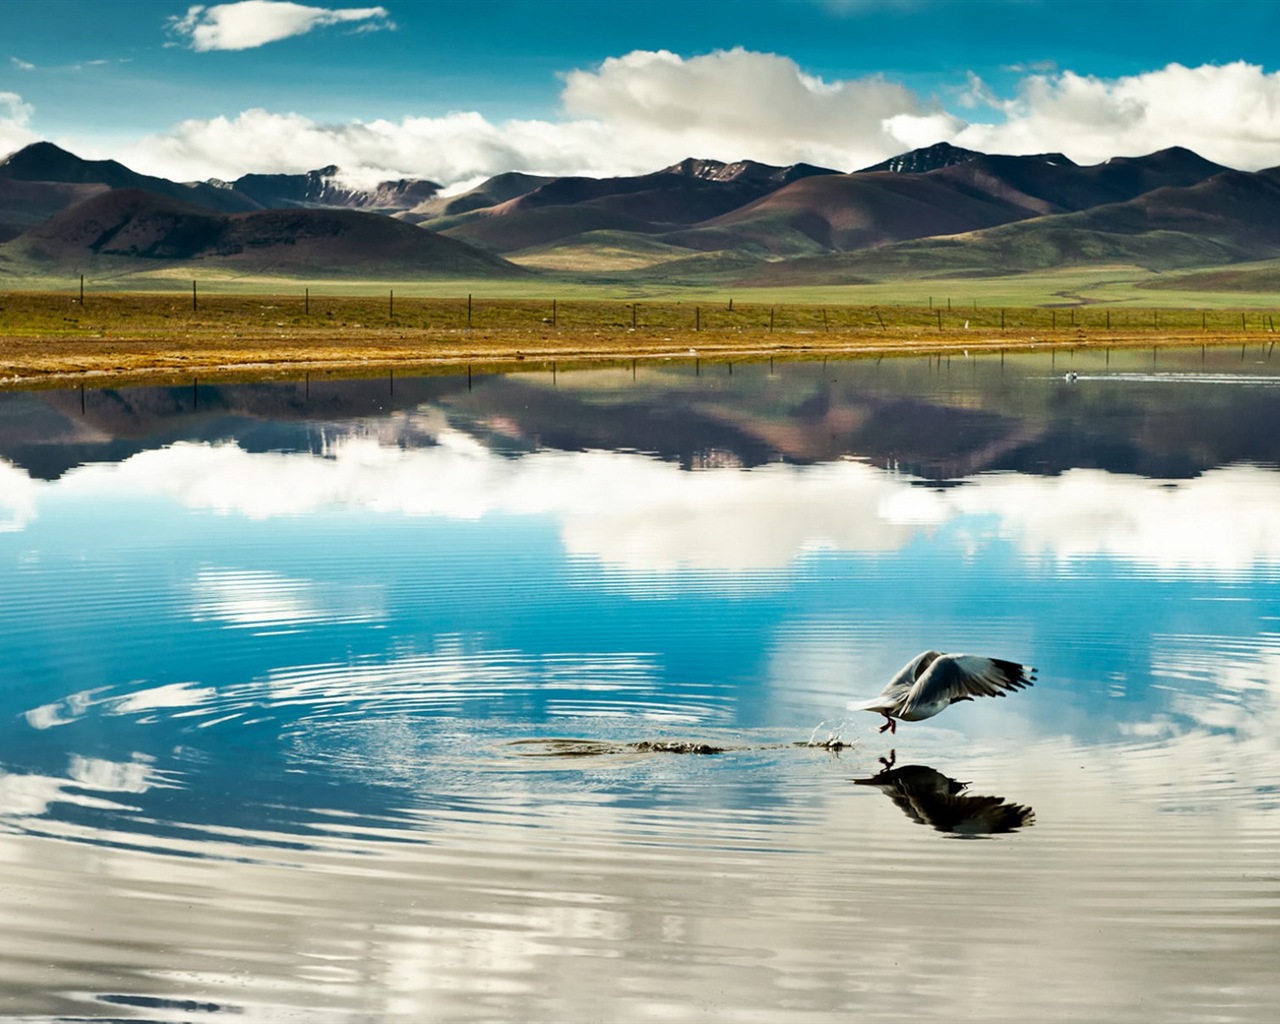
(734, 166, 1280, 284)
(858, 141, 983, 174)
(0, 141, 256, 213)
(400, 172, 557, 225)
(3, 188, 525, 277)
(663, 170, 1040, 255)
(931, 146, 1230, 216)
(223, 165, 441, 211)
(665, 147, 1234, 258)
(661, 157, 838, 186)
(437, 160, 840, 252)
(0, 180, 107, 242)
(1, 142, 444, 218)
(440, 205, 664, 253)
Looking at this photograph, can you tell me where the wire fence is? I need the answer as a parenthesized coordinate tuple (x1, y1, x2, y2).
(1, 286, 1278, 335)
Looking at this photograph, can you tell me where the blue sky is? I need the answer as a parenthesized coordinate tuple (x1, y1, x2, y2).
(4, 0, 1280, 188)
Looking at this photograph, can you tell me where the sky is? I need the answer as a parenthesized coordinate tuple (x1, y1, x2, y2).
(5, 0, 1280, 191)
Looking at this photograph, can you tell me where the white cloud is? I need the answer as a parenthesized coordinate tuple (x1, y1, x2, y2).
(17, 435, 1280, 578)
(115, 107, 621, 189)
(48, 436, 925, 571)
(948, 465, 1280, 575)
(560, 48, 932, 171)
(947, 61, 1280, 169)
(0, 456, 39, 531)
(169, 1, 393, 52)
(105, 48, 944, 186)
(24, 682, 217, 729)
(0, 754, 161, 819)
(90, 51, 1280, 190)
(188, 567, 384, 632)
(0, 91, 36, 158)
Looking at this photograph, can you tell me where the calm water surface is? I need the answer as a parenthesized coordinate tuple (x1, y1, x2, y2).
(2, 347, 1280, 1022)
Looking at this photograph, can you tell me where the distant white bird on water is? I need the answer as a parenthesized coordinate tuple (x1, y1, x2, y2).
(849, 650, 1035, 734)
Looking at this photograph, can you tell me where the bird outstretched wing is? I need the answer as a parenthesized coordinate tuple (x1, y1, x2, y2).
(907, 654, 1035, 710)
(848, 650, 943, 712)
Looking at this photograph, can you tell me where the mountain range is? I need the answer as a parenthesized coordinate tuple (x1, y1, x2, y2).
(2, 138, 1278, 286)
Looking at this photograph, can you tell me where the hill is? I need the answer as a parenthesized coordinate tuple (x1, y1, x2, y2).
(858, 141, 983, 174)
(664, 148, 1234, 259)
(732, 165, 1280, 286)
(0, 141, 257, 213)
(435, 159, 841, 252)
(929, 146, 1230, 216)
(661, 169, 1040, 256)
(0, 188, 525, 278)
(0, 180, 108, 243)
(0, 141, 445, 218)
(0, 138, 1277, 292)
(220, 165, 441, 212)
(398, 172, 558, 225)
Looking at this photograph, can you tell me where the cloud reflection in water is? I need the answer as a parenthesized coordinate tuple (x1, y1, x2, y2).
(8, 441, 1280, 577)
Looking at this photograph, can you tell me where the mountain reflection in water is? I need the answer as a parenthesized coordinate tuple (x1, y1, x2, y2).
(7, 345, 1280, 482)
(1, 349, 1280, 1022)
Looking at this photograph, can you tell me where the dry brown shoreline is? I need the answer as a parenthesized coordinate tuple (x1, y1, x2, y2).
(2, 326, 1274, 391)
(3, 290, 1276, 389)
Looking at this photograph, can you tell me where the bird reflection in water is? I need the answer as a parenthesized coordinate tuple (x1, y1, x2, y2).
(854, 752, 1035, 836)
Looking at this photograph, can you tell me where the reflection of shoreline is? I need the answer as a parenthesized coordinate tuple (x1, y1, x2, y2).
(11, 349, 1280, 489)
(854, 760, 1035, 836)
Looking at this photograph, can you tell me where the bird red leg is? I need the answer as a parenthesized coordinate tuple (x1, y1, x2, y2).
(878, 713, 896, 734)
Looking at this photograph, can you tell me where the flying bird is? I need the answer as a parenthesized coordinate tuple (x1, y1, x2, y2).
(849, 650, 1035, 734)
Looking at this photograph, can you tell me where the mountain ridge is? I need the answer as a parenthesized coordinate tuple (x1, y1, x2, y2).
(4, 187, 524, 278)
(0, 138, 1273, 285)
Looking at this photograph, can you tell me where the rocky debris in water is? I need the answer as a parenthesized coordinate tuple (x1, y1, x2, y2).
(631, 740, 726, 755)
(508, 737, 840, 757)
(797, 737, 855, 751)
(508, 738, 745, 757)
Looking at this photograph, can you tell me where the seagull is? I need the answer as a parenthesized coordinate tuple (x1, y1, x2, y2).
(848, 650, 1035, 734)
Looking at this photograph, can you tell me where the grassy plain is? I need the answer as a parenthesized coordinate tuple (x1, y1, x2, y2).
(4, 285, 1280, 390)
(11, 256, 1280, 305)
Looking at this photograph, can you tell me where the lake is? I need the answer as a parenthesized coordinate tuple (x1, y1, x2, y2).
(1, 346, 1279, 1022)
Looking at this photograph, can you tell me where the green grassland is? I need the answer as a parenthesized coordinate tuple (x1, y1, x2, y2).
(6, 284, 1280, 391)
(3, 287, 1278, 337)
(5, 253, 1280, 311)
